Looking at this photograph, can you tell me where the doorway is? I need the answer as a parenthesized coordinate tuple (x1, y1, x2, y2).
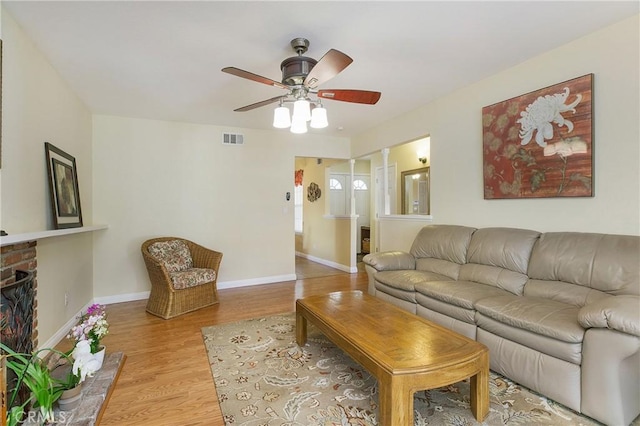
(294, 157, 372, 278)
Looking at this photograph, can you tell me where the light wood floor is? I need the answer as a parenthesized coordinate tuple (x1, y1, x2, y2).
(295, 256, 347, 279)
(88, 267, 368, 425)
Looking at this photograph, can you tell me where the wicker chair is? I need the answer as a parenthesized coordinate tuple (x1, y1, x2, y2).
(141, 237, 222, 319)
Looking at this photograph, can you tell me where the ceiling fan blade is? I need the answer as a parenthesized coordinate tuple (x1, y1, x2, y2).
(234, 95, 286, 112)
(222, 67, 288, 90)
(317, 89, 381, 105)
(303, 49, 353, 89)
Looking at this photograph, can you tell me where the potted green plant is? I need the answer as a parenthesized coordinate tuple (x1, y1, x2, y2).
(1, 341, 101, 425)
(1, 343, 65, 425)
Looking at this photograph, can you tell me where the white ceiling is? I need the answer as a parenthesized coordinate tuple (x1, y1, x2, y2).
(4, 1, 638, 138)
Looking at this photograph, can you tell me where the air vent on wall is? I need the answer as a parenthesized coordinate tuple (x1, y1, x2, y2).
(222, 133, 244, 145)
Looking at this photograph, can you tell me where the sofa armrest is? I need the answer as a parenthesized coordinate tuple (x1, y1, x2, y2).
(578, 295, 640, 337)
(362, 251, 415, 271)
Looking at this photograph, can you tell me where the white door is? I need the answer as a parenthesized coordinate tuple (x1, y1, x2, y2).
(353, 175, 370, 251)
(329, 175, 347, 215)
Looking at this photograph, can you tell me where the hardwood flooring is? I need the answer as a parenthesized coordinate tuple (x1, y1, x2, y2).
(92, 268, 368, 425)
(295, 256, 348, 279)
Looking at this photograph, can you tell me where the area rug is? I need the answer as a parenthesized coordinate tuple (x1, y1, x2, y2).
(202, 313, 602, 426)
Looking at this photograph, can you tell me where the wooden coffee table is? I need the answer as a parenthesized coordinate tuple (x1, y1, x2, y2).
(296, 290, 489, 426)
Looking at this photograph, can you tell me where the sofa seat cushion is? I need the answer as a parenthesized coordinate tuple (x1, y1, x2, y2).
(375, 270, 452, 292)
(416, 292, 476, 325)
(375, 281, 416, 303)
(475, 295, 584, 343)
(374, 270, 453, 304)
(169, 268, 216, 290)
(476, 314, 582, 364)
(415, 280, 511, 310)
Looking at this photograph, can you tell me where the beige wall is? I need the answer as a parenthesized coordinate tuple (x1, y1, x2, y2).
(353, 15, 640, 246)
(91, 116, 350, 298)
(1, 11, 94, 345)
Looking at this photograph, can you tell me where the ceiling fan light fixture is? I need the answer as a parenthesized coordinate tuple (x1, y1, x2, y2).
(273, 105, 291, 128)
(310, 104, 328, 129)
(222, 38, 381, 134)
(290, 117, 308, 134)
(292, 99, 311, 122)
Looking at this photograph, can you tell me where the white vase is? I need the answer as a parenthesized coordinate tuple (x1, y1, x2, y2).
(93, 345, 106, 370)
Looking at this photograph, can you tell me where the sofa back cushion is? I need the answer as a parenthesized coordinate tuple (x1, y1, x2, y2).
(148, 240, 193, 272)
(524, 279, 609, 307)
(458, 227, 540, 295)
(527, 232, 640, 298)
(410, 225, 476, 279)
(414, 258, 463, 280)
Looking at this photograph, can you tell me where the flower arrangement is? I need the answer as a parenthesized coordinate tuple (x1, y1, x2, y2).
(67, 303, 109, 354)
(0, 342, 98, 426)
(70, 340, 102, 382)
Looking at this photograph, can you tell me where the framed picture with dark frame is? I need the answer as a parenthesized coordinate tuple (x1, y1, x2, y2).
(45, 142, 83, 229)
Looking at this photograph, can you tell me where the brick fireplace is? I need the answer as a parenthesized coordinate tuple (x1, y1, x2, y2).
(1, 241, 39, 413)
(1, 241, 38, 351)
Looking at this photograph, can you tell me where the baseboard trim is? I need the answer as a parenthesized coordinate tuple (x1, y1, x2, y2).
(217, 274, 297, 290)
(94, 291, 150, 305)
(295, 252, 357, 274)
(38, 301, 93, 353)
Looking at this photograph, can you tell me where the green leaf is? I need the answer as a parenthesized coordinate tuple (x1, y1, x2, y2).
(530, 170, 546, 192)
(569, 173, 592, 190)
(513, 148, 537, 167)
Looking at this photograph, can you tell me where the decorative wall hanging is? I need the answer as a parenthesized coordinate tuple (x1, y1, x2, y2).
(295, 169, 304, 187)
(482, 74, 593, 199)
(45, 142, 83, 228)
(307, 182, 321, 202)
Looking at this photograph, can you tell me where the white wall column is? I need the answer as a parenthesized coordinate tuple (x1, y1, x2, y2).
(349, 159, 356, 216)
(382, 148, 390, 215)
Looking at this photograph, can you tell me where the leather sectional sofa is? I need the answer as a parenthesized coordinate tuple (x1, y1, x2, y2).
(363, 225, 639, 426)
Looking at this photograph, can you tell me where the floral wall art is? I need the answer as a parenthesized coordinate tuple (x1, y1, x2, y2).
(483, 74, 593, 199)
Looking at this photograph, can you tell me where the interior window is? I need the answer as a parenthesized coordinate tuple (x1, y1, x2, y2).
(329, 178, 343, 190)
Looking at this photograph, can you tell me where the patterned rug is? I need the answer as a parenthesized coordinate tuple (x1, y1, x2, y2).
(202, 313, 606, 426)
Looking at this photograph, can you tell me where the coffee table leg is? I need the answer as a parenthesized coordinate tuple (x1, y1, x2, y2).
(296, 311, 307, 346)
(470, 353, 489, 422)
(378, 375, 412, 426)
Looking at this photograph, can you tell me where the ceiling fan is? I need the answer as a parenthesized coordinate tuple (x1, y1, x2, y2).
(222, 37, 381, 132)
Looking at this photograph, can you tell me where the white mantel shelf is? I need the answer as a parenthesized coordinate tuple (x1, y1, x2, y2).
(1, 224, 108, 246)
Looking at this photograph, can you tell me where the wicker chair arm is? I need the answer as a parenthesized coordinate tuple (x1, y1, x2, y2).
(187, 241, 223, 272)
(141, 249, 175, 293)
(141, 238, 179, 291)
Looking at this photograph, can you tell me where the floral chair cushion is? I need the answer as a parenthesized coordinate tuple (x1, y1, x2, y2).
(148, 240, 193, 272)
(169, 268, 216, 290)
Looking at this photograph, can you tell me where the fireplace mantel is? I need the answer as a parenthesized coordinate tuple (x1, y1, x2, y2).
(0, 224, 108, 246)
